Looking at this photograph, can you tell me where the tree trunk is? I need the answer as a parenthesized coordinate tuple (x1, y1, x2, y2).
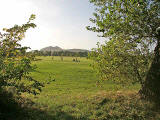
(139, 36, 160, 102)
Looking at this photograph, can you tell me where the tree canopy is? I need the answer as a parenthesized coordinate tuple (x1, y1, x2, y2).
(87, 0, 160, 101)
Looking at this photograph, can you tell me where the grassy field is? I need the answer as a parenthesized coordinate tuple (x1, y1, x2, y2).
(15, 56, 159, 120)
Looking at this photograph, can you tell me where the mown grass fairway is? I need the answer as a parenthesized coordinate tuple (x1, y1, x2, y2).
(19, 56, 159, 120)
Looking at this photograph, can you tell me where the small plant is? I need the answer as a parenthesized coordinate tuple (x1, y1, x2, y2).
(47, 72, 55, 84)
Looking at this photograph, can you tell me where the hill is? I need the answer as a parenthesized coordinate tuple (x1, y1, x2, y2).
(40, 46, 89, 53)
(40, 46, 63, 52)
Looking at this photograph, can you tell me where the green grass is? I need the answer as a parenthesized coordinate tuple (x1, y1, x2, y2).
(31, 56, 139, 94)
(16, 56, 159, 120)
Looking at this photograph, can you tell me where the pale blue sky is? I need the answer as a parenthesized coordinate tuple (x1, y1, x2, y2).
(0, 0, 106, 50)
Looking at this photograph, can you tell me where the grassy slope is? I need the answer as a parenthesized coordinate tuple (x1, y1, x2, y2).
(20, 56, 159, 120)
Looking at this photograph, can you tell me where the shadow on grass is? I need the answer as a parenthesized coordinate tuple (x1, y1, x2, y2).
(0, 106, 80, 120)
(16, 108, 81, 120)
(0, 90, 87, 120)
(1, 90, 160, 120)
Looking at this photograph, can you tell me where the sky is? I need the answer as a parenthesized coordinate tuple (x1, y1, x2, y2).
(0, 0, 106, 50)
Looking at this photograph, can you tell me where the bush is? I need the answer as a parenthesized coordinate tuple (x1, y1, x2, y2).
(0, 14, 44, 95)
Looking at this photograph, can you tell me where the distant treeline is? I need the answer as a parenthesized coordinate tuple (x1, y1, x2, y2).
(29, 50, 89, 57)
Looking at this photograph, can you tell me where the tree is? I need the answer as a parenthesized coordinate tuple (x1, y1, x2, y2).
(89, 39, 152, 85)
(87, 0, 160, 101)
(0, 14, 44, 95)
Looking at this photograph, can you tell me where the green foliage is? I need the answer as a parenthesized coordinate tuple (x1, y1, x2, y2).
(0, 14, 43, 95)
(87, 0, 159, 85)
(89, 41, 152, 85)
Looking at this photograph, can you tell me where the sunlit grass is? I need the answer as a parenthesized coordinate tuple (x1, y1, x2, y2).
(19, 56, 158, 120)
